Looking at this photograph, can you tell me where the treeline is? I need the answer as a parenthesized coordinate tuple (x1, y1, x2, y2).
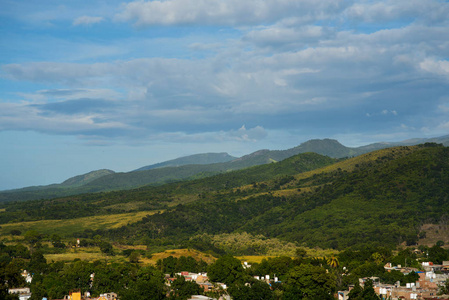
(2, 241, 449, 300)
(0, 152, 336, 224)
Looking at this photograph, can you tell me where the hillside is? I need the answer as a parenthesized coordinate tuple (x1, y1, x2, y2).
(0, 152, 337, 224)
(104, 143, 449, 250)
(0, 169, 115, 203)
(0, 139, 348, 202)
(2, 143, 449, 252)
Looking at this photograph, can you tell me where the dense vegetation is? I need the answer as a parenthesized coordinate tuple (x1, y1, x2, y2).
(2, 240, 448, 300)
(103, 144, 449, 250)
(2, 143, 449, 299)
(0, 152, 337, 223)
(2, 144, 449, 251)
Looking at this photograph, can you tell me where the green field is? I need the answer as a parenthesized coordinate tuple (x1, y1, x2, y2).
(0, 210, 159, 237)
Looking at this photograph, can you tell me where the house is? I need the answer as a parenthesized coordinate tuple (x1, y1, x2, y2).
(95, 292, 118, 300)
(442, 261, 449, 274)
(337, 290, 349, 300)
(21, 270, 33, 283)
(188, 295, 215, 300)
(8, 287, 31, 300)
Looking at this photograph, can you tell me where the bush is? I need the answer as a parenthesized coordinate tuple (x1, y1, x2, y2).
(10, 229, 22, 236)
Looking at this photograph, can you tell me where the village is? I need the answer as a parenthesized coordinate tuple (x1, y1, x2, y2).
(8, 259, 449, 300)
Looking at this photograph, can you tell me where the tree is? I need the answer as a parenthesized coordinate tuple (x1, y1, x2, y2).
(24, 230, 42, 248)
(129, 251, 140, 263)
(348, 280, 380, 300)
(169, 276, 202, 300)
(283, 264, 336, 300)
(99, 241, 114, 256)
(254, 256, 294, 278)
(326, 255, 339, 268)
(10, 230, 21, 236)
(207, 255, 245, 286)
(50, 234, 66, 249)
(428, 244, 449, 264)
(119, 267, 166, 300)
(228, 280, 274, 300)
(438, 279, 449, 295)
(28, 251, 47, 274)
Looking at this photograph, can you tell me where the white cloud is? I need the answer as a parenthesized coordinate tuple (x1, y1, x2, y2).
(437, 121, 449, 130)
(73, 16, 104, 26)
(343, 0, 449, 25)
(0, 102, 129, 134)
(420, 58, 449, 77)
(381, 110, 398, 116)
(2, 0, 449, 143)
(228, 125, 268, 142)
(18, 88, 122, 103)
(116, 0, 347, 26)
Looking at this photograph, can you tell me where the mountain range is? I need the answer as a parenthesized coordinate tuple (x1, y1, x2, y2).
(1, 134, 448, 203)
(2, 142, 448, 250)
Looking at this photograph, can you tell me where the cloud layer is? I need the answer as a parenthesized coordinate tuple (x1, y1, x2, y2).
(2, 0, 449, 146)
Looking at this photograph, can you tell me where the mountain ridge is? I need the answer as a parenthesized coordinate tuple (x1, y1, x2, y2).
(1, 135, 448, 202)
(134, 152, 237, 171)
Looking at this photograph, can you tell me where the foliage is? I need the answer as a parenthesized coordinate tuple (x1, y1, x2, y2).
(156, 255, 208, 276)
(169, 276, 203, 300)
(427, 245, 449, 264)
(207, 255, 246, 285)
(283, 264, 336, 300)
(439, 279, 449, 295)
(99, 241, 114, 255)
(228, 280, 274, 300)
(119, 267, 166, 300)
(348, 280, 380, 300)
(250, 256, 295, 279)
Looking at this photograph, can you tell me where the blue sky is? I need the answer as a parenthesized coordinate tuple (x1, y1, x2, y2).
(1, 0, 449, 190)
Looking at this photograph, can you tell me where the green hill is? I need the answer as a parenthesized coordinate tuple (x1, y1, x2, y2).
(0, 139, 348, 202)
(104, 143, 449, 250)
(0, 152, 337, 224)
(2, 143, 448, 251)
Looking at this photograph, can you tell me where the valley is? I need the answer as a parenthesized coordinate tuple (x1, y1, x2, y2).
(1, 142, 449, 299)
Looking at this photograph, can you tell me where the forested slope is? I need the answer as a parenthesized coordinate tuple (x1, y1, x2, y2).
(0, 152, 337, 224)
(2, 144, 448, 251)
(106, 144, 449, 250)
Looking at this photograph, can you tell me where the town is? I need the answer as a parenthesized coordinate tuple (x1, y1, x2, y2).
(5, 243, 449, 300)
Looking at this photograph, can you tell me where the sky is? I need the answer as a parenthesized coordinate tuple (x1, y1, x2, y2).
(1, 0, 449, 190)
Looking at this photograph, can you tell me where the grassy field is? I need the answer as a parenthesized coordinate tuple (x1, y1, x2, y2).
(42, 247, 218, 266)
(236, 255, 278, 264)
(44, 246, 129, 264)
(144, 248, 217, 265)
(0, 210, 158, 237)
(237, 247, 339, 265)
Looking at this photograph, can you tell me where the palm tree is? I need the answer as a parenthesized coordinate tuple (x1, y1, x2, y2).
(326, 255, 339, 268)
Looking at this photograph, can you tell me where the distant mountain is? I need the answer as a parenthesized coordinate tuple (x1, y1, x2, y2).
(134, 152, 237, 171)
(0, 169, 115, 203)
(356, 134, 449, 154)
(1, 134, 448, 203)
(60, 169, 115, 187)
(279, 138, 357, 158)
